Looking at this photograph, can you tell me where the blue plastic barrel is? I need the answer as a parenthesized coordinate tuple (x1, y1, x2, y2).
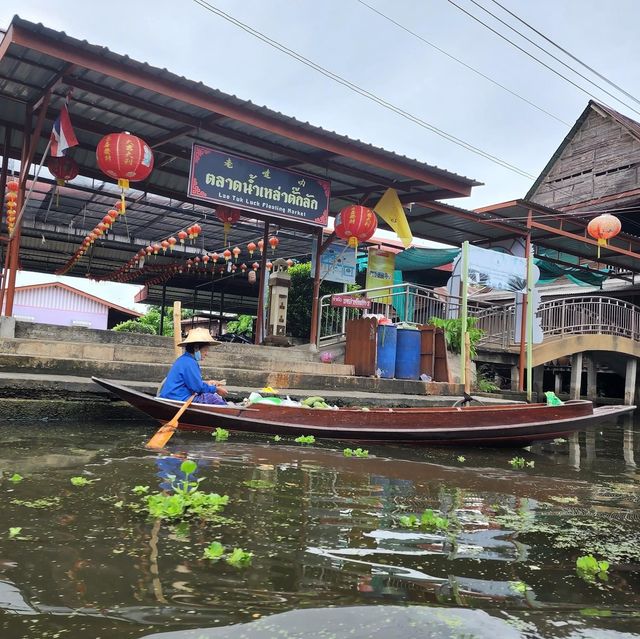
(376, 325, 397, 379)
(395, 328, 421, 380)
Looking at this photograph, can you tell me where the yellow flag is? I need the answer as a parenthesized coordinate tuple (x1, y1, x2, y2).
(373, 188, 413, 248)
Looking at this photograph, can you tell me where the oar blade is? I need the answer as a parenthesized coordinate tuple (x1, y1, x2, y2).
(145, 394, 196, 449)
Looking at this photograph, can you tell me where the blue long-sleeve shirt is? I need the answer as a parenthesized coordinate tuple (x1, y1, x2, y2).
(158, 352, 217, 401)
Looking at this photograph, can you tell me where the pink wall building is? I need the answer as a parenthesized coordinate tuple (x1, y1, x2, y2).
(9, 282, 142, 330)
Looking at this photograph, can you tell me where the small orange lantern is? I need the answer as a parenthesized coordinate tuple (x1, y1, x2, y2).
(161, 240, 170, 254)
(223, 248, 232, 262)
(252, 262, 259, 271)
(168, 237, 177, 252)
(247, 241, 256, 256)
(232, 246, 241, 261)
(178, 230, 188, 245)
(268, 236, 279, 253)
(257, 239, 264, 254)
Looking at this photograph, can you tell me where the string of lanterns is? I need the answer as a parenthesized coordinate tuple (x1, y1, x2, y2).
(3, 180, 19, 236)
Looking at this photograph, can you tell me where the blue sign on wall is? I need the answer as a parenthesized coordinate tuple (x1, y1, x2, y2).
(188, 144, 330, 227)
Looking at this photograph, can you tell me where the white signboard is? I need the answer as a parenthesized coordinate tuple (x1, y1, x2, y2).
(311, 240, 356, 284)
(466, 245, 539, 293)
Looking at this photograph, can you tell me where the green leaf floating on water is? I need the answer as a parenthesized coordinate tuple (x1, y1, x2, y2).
(576, 554, 609, 582)
(213, 427, 229, 441)
(70, 476, 96, 487)
(243, 479, 275, 490)
(294, 435, 315, 444)
(180, 460, 197, 476)
(203, 541, 225, 560)
(226, 547, 253, 567)
(8, 527, 22, 539)
(8, 473, 23, 483)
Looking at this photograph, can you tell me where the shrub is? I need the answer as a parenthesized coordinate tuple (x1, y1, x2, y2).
(112, 320, 156, 335)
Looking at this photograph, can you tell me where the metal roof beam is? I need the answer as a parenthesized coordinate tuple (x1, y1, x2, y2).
(6, 24, 472, 195)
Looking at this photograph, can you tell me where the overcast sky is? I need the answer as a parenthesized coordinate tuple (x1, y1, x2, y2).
(2, 0, 640, 306)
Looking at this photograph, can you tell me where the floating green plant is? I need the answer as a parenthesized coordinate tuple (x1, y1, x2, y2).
(226, 547, 253, 567)
(11, 497, 61, 509)
(213, 427, 229, 442)
(132, 485, 150, 495)
(203, 541, 225, 560)
(8, 473, 23, 483)
(272, 435, 282, 442)
(294, 435, 315, 444)
(509, 457, 534, 469)
(399, 509, 450, 531)
(576, 554, 609, 582)
(70, 476, 97, 487)
(456, 456, 466, 463)
(509, 581, 528, 595)
(343, 448, 369, 458)
(8, 527, 22, 539)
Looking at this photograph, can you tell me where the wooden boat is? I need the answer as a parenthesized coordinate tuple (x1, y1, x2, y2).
(92, 377, 635, 446)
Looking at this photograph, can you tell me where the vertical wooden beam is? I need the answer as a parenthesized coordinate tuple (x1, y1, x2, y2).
(308, 228, 324, 348)
(255, 222, 270, 345)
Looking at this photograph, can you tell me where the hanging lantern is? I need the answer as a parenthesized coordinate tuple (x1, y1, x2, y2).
(6, 180, 18, 192)
(152, 243, 162, 255)
(161, 240, 170, 254)
(102, 214, 113, 231)
(178, 230, 188, 245)
(248, 270, 256, 285)
(223, 248, 232, 262)
(145, 245, 154, 256)
(168, 237, 177, 252)
(286, 259, 294, 269)
(268, 236, 279, 253)
(115, 200, 126, 215)
(587, 213, 621, 258)
(252, 262, 259, 271)
(335, 204, 377, 249)
(215, 206, 241, 245)
(97, 223, 107, 236)
(47, 156, 79, 186)
(240, 263, 248, 275)
(211, 252, 219, 263)
(232, 246, 241, 262)
(192, 223, 202, 240)
(257, 238, 264, 255)
(266, 261, 273, 271)
(202, 254, 210, 266)
(95, 132, 154, 214)
(247, 241, 256, 257)
(186, 259, 194, 271)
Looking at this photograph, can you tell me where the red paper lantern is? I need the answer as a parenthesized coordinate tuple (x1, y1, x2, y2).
(252, 262, 259, 271)
(257, 239, 264, 254)
(247, 241, 256, 256)
(161, 240, 170, 254)
(6, 180, 18, 192)
(223, 248, 232, 262)
(216, 206, 241, 244)
(335, 205, 377, 248)
(211, 252, 219, 262)
(587, 213, 621, 257)
(47, 156, 79, 186)
(95, 132, 154, 213)
(232, 246, 241, 261)
(178, 230, 188, 245)
(168, 237, 177, 252)
(266, 261, 273, 271)
(268, 236, 279, 253)
(286, 259, 294, 268)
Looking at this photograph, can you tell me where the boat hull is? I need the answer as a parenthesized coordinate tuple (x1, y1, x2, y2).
(92, 377, 635, 446)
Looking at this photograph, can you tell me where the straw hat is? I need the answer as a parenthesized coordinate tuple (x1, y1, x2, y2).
(178, 327, 220, 347)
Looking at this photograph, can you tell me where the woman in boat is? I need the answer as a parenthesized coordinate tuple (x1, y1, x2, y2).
(158, 327, 228, 405)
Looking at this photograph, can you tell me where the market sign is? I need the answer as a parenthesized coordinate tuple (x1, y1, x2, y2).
(188, 144, 330, 227)
(331, 294, 372, 309)
(311, 240, 357, 284)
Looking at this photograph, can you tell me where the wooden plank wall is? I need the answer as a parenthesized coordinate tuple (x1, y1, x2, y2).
(531, 109, 640, 209)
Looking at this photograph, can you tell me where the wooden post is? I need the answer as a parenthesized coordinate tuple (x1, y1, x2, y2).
(308, 228, 324, 350)
(173, 301, 182, 359)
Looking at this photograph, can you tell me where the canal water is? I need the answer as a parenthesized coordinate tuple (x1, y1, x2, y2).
(1, 414, 639, 638)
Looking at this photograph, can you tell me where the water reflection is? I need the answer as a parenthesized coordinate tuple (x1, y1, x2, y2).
(0, 415, 639, 638)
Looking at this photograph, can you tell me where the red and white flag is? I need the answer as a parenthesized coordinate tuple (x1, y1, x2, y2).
(50, 98, 78, 157)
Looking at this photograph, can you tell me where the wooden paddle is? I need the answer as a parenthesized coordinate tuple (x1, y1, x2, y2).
(145, 394, 196, 450)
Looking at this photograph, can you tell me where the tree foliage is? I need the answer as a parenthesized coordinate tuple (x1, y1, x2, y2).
(286, 262, 359, 340)
(112, 305, 193, 336)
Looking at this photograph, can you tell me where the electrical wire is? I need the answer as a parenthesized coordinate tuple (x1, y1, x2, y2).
(487, 0, 640, 109)
(446, 0, 640, 119)
(355, 0, 570, 126)
(192, 0, 536, 180)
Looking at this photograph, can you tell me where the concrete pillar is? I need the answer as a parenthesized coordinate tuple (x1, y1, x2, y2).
(586, 355, 597, 402)
(570, 353, 583, 400)
(554, 372, 563, 396)
(510, 365, 520, 392)
(624, 358, 637, 406)
(0, 316, 15, 338)
(532, 365, 545, 402)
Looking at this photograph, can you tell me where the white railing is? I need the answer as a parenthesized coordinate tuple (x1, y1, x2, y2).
(316, 283, 493, 347)
(474, 295, 640, 351)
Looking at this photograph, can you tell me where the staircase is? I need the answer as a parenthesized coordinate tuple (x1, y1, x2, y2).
(0, 322, 460, 405)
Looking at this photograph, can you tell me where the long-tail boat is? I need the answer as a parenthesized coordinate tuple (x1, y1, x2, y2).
(92, 377, 634, 446)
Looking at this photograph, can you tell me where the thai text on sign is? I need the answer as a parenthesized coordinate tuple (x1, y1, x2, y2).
(188, 144, 330, 227)
(330, 295, 372, 309)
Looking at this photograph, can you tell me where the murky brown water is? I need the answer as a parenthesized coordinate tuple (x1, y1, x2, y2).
(1, 414, 640, 638)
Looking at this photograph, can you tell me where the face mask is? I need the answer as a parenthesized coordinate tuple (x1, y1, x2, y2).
(194, 350, 202, 362)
